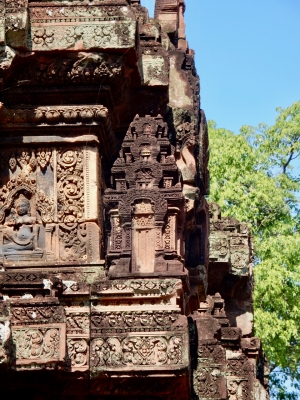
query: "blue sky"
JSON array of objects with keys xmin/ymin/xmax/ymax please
[{"xmin": 141, "ymin": 0, "xmax": 300, "ymax": 133}]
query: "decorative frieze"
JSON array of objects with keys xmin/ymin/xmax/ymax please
[
  {"xmin": 90, "ymin": 333, "xmax": 187, "ymax": 369},
  {"xmin": 91, "ymin": 310, "xmax": 182, "ymax": 333},
  {"xmin": 0, "ymin": 104, "xmax": 109, "ymax": 125},
  {"xmin": 92, "ymin": 278, "xmax": 182, "ymax": 299},
  {"xmin": 11, "ymin": 305, "xmax": 65, "ymax": 325}
]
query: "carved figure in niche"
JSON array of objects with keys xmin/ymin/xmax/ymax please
[{"xmin": 2, "ymin": 194, "xmax": 40, "ymax": 253}]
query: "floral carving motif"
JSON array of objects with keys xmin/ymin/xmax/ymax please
[
  {"xmin": 66, "ymin": 313, "xmax": 89, "ymax": 334},
  {"xmin": 133, "ymin": 214, "xmax": 154, "ymax": 227},
  {"xmin": 57, "ymin": 24, "xmax": 119, "ymax": 47},
  {"xmin": 175, "ymin": 122, "xmax": 197, "ymax": 150},
  {"xmin": 227, "ymin": 355, "xmax": 253, "ymax": 376},
  {"xmin": 67, "ymin": 338, "xmax": 88, "ymax": 368},
  {"xmin": 91, "ymin": 310, "xmax": 181, "ymax": 331},
  {"xmin": 90, "ymin": 335, "xmax": 183, "ymax": 367},
  {"xmin": 164, "ymin": 215, "xmax": 171, "ymax": 249},
  {"xmin": 93, "ymin": 25, "xmax": 113, "ymax": 45},
  {"xmin": 30, "ymin": 5, "xmax": 126, "ymax": 22},
  {"xmin": 221, "ymin": 327, "xmax": 241, "ymax": 341},
  {"xmin": 36, "ymin": 149, "xmax": 52, "ymax": 171},
  {"xmin": 231, "ymin": 251, "xmax": 249, "ymax": 269},
  {"xmin": 12, "ymin": 326, "xmax": 62, "ymax": 361},
  {"xmin": 57, "ymin": 148, "xmax": 84, "ymax": 224},
  {"xmin": 209, "ymin": 234, "xmax": 229, "ymax": 259},
  {"xmin": 66, "ymin": 26, "xmax": 84, "ymax": 44},
  {"xmin": 5, "ymin": 0, "xmax": 25, "ymax": 9},
  {"xmin": 11, "ymin": 306, "xmax": 64, "ymax": 324},
  {"xmin": 0, "ymin": 105, "xmax": 109, "ymax": 125},
  {"xmin": 16, "ymin": 54, "xmax": 123, "ymax": 85},
  {"xmin": 36, "ymin": 190, "xmax": 55, "ymax": 224},
  {"xmin": 197, "ymin": 344, "xmax": 225, "ymax": 363},
  {"xmin": 193, "ymin": 366, "xmax": 220, "ymax": 398},
  {"xmin": 32, "ymin": 28, "xmax": 54, "ymax": 46},
  {"xmin": 112, "ymin": 215, "xmax": 122, "ymax": 251},
  {"xmin": 59, "ymin": 223, "xmax": 87, "ymax": 261},
  {"xmin": 92, "ymin": 279, "xmax": 182, "ymax": 296},
  {"xmin": 16, "ymin": 149, "xmax": 36, "ymax": 172}
]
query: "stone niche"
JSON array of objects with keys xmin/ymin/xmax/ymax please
[{"xmin": 0, "ymin": 144, "xmax": 101, "ymax": 265}]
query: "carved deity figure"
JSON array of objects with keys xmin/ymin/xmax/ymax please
[{"xmin": 2, "ymin": 195, "xmax": 39, "ymax": 252}]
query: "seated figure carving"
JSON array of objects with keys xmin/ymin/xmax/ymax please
[{"xmin": 2, "ymin": 195, "xmax": 40, "ymax": 253}]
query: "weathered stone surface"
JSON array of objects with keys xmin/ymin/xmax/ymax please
[{"xmin": 0, "ymin": 0, "xmax": 268, "ymax": 398}]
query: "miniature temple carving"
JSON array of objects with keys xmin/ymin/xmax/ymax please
[
  {"xmin": 104, "ymin": 115, "xmax": 185, "ymax": 276},
  {"xmin": 0, "ymin": 0, "xmax": 269, "ymax": 399}
]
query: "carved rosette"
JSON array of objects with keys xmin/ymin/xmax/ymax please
[{"xmin": 30, "ymin": 22, "xmax": 136, "ymax": 51}]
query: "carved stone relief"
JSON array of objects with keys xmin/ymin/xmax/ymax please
[
  {"xmin": 66, "ymin": 338, "xmax": 89, "ymax": 371},
  {"xmin": 12, "ymin": 323, "xmax": 66, "ymax": 368},
  {"xmin": 0, "ymin": 104, "xmax": 109, "ymax": 125},
  {"xmin": 90, "ymin": 334, "xmax": 185, "ymax": 369},
  {"xmin": 104, "ymin": 115, "xmax": 185, "ymax": 275},
  {"xmin": 0, "ymin": 145, "xmax": 101, "ymax": 264},
  {"xmin": 11, "ymin": 305, "xmax": 65, "ymax": 325},
  {"xmin": 91, "ymin": 310, "xmax": 182, "ymax": 333},
  {"xmin": 30, "ymin": 22, "xmax": 136, "ymax": 51},
  {"xmin": 0, "ymin": 0, "xmax": 269, "ymax": 398}
]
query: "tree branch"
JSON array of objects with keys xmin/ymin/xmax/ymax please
[{"xmin": 283, "ymin": 149, "xmax": 294, "ymax": 174}]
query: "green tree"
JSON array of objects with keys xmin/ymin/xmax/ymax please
[{"xmin": 208, "ymin": 101, "xmax": 300, "ymax": 399}]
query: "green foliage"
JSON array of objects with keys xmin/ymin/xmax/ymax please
[{"xmin": 208, "ymin": 101, "xmax": 300, "ymax": 399}]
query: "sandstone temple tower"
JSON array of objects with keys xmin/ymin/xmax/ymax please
[{"xmin": 0, "ymin": 0, "xmax": 268, "ymax": 398}]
